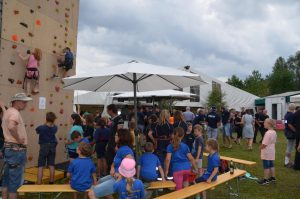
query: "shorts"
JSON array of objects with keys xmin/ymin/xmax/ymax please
[
  {"xmin": 262, "ymin": 160, "xmax": 274, "ymax": 169},
  {"xmin": 2, "ymin": 148, "xmax": 26, "ymax": 193},
  {"xmin": 38, "ymin": 143, "xmax": 57, "ymax": 167},
  {"xmin": 207, "ymin": 127, "xmax": 218, "ymax": 140},
  {"xmin": 286, "ymin": 139, "xmax": 296, "ymax": 154},
  {"xmin": 58, "ymin": 60, "xmax": 73, "ymax": 71},
  {"xmin": 95, "ymin": 143, "xmax": 106, "ymax": 159},
  {"xmin": 223, "ymin": 123, "xmax": 231, "ymax": 137},
  {"xmin": 68, "ymin": 149, "xmax": 78, "ymax": 159},
  {"xmin": 197, "ymin": 159, "xmax": 203, "ymax": 169}
]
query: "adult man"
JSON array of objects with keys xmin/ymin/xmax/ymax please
[
  {"xmin": 193, "ymin": 108, "xmax": 206, "ymax": 127},
  {"xmin": 2, "ymin": 93, "xmax": 32, "ymax": 199},
  {"xmin": 293, "ymin": 107, "xmax": 300, "ymax": 170},
  {"xmin": 258, "ymin": 109, "xmax": 269, "ymax": 143},
  {"xmin": 253, "ymin": 109, "xmax": 262, "ymax": 143},
  {"xmin": 183, "ymin": 106, "xmax": 195, "ymax": 123},
  {"xmin": 206, "ymin": 107, "xmax": 221, "ymax": 140},
  {"xmin": 106, "ymin": 104, "xmax": 123, "ymax": 168},
  {"xmin": 284, "ymin": 103, "xmax": 296, "ymax": 168},
  {"xmin": 221, "ymin": 107, "xmax": 231, "ymax": 148}
]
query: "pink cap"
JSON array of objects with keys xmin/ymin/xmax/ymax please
[{"xmin": 119, "ymin": 158, "xmax": 136, "ymax": 178}]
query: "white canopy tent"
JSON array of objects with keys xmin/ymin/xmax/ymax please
[
  {"xmin": 291, "ymin": 94, "xmax": 300, "ymax": 103},
  {"xmin": 113, "ymin": 90, "xmax": 195, "ymax": 99}
]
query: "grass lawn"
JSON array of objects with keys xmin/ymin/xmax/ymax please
[{"xmin": 19, "ymin": 131, "xmax": 300, "ymax": 199}]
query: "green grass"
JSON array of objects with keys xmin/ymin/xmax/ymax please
[{"xmin": 19, "ymin": 131, "xmax": 300, "ymax": 199}]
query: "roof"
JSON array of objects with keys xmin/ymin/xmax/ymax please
[{"xmin": 266, "ymin": 91, "xmax": 300, "ymax": 98}]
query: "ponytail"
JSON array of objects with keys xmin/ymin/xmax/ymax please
[
  {"xmin": 172, "ymin": 127, "xmax": 184, "ymax": 151},
  {"xmin": 126, "ymin": 177, "xmax": 134, "ymax": 195}
]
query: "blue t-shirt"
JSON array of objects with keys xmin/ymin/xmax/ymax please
[
  {"xmin": 113, "ymin": 178, "xmax": 145, "ymax": 199},
  {"xmin": 192, "ymin": 135, "xmax": 204, "ymax": 159},
  {"xmin": 167, "ymin": 142, "xmax": 191, "ymax": 173},
  {"xmin": 114, "ymin": 146, "xmax": 134, "ymax": 173},
  {"xmin": 67, "ymin": 125, "xmax": 83, "ymax": 150},
  {"xmin": 68, "ymin": 157, "xmax": 96, "ymax": 192},
  {"xmin": 138, "ymin": 152, "xmax": 161, "ymax": 181},
  {"xmin": 80, "ymin": 137, "xmax": 90, "ymax": 144},
  {"xmin": 36, "ymin": 124, "xmax": 58, "ymax": 144},
  {"xmin": 206, "ymin": 111, "xmax": 220, "ymax": 129},
  {"xmin": 202, "ymin": 152, "xmax": 220, "ymax": 180},
  {"xmin": 94, "ymin": 127, "xmax": 111, "ymax": 143}
]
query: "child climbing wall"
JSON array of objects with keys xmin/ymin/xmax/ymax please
[{"xmin": 0, "ymin": 0, "xmax": 79, "ymax": 167}]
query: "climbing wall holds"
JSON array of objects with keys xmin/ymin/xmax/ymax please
[
  {"xmin": 10, "ymin": 61, "xmax": 15, "ymax": 65},
  {"xmin": 60, "ymin": 102, "xmax": 63, "ymax": 106},
  {"xmin": 30, "ymin": 9, "xmax": 34, "ymax": 14},
  {"xmin": 53, "ymin": 43, "xmax": 57, "ymax": 47},
  {"xmin": 50, "ymin": 93, "xmax": 54, "ymax": 97},
  {"xmin": 65, "ymin": 95, "xmax": 69, "ymax": 99},
  {"xmin": 59, "ymin": 108, "xmax": 64, "ymax": 114},
  {"xmin": 54, "ymin": 36, "xmax": 57, "ymax": 39},
  {"xmin": 12, "ymin": 44, "xmax": 17, "ymax": 49},
  {"xmin": 8, "ymin": 78, "xmax": 14, "ymax": 84},
  {"xmin": 65, "ymin": 8, "xmax": 70, "ymax": 12},
  {"xmin": 49, "ymin": 101, "xmax": 53, "ymax": 104},
  {"xmin": 20, "ymin": 22, "xmax": 28, "ymax": 28},
  {"xmin": 28, "ymin": 155, "xmax": 33, "ymax": 162},
  {"xmin": 30, "ymin": 124, "xmax": 34, "ymax": 127},
  {"xmin": 65, "ymin": 19, "xmax": 69, "ymax": 24},
  {"xmin": 58, "ymin": 44, "xmax": 61, "ymax": 48},
  {"xmin": 35, "ymin": 20, "xmax": 41, "ymax": 27},
  {"xmin": 28, "ymin": 32, "xmax": 34, "ymax": 37},
  {"xmin": 21, "ymin": 39, "xmax": 25, "ymax": 43},
  {"xmin": 11, "ymin": 35, "xmax": 19, "ymax": 42},
  {"xmin": 59, "ymin": 123, "xmax": 63, "ymax": 126},
  {"xmin": 16, "ymin": 80, "xmax": 22, "ymax": 85},
  {"xmin": 65, "ymin": 27, "xmax": 68, "ymax": 32},
  {"xmin": 30, "ymin": 107, "xmax": 35, "ymax": 112},
  {"xmin": 65, "ymin": 13, "xmax": 69, "ymax": 18},
  {"xmin": 52, "ymin": 50, "xmax": 56, "ymax": 54},
  {"xmin": 64, "ymin": 33, "xmax": 68, "ymax": 37},
  {"xmin": 13, "ymin": 10, "xmax": 19, "ymax": 15},
  {"xmin": 37, "ymin": 5, "xmax": 41, "ymax": 9},
  {"xmin": 52, "ymin": 64, "xmax": 56, "ymax": 69},
  {"xmin": 55, "ymin": 0, "xmax": 59, "ymax": 5},
  {"xmin": 55, "ymin": 85, "xmax": 60, "ymax": 92},
  {"xmin": 55, "ymin": 8, "xmax": 59, "ymax": 13},
  {"xmin": 64, "ymin": 124, "xmax": 68, "ymax": 127},
  {"xmin": 64, "ymin": 40, "xmax": 67, "ymax": 44},
  {"xmin": 59, "ymin": 137, "xmax": 62, "ymax": 141}
]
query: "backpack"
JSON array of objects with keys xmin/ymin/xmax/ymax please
[{"xmin": 219, "ymin": 160, "xmax": 229, "ymax": 173}]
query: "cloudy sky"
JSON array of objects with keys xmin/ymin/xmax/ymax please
[{"xmin": 76, "ymin": 0, "xmax": 300, "ymax": 81}]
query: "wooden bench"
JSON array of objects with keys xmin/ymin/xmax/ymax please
[
  {"xmin": 24, "ymin": 167, "xmax": 65, "ymax": 184},
  {"xmin": 147, "ymin": 181, "xmax": 176, "ymax": 190},
  {"xmin": 203, "ymin": 153, "xmax": 256, "ymax": 167},
  {"xmin": 155, "ymin": 169, "xmax": 246, "ymax": 199},
  {"xmin": 18, "ymin": 185, "xmax": 89, "ymax": 199}
]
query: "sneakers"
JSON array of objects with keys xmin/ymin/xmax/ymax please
[
  {"xmin": 268, "ymin": 177, "xmax": 276, "ymax": 183},
  {"xmin": 257, "ymin": 179, "xmax": 269, "ymax": 185}
]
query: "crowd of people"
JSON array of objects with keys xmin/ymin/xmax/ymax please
[{"xmin": 1, "ymin": 94, "xmax": 300, "ymax": 199}]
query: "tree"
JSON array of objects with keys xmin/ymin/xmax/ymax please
[
  {"xmin": 227, "ymin": 75, "xmax": 244, "ymax": 89},
  {"xmin": 206, "ymin": 87, "xmax": 226, "ymax": 110},
  {"xmin": 268, "ymin": 57, "xmax": 296, "ymax": 95},
  {"xmin": 286, "ymin": 51, "xmax": 300, "ymax": 90},
  {"xmin": 243, "ymin": 70, "xmax": 269, "ymax": 97}
]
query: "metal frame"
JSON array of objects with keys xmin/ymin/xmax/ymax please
[{"xmin": 227, "ymin": 177, "xmax": 241, "ymax": 199}]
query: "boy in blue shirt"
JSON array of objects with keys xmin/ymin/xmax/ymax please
[
  {"xmin": 195, "ymin": 139, "xmax": 220, "ymax": 199},
  {"xmin": 36, "ymin": 112, "xmax": 58, "ymax": 185},
  {"xmin": 137, "ymin": 142, "xmax": 166, "ymax": 182},
  {"xmin": 71, "ymin": 131, "xmax": 90, "ymax": 144},
  {"xmin": 67, "ymin": 142, "xmax": 96, "ymax": 197}
]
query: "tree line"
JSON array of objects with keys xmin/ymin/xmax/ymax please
[{"xmin": 226, "ymin": 51, "xmax": 300, "ymax": 97}]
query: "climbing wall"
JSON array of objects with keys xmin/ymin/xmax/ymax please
[{"xmin": 0, "ymin": 0, "xmax": 79, "ymax": 167}]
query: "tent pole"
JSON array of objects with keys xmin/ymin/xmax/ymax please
[{"xmin": 133, "ymin": 73, "xmax": 139, "ymax": 159}]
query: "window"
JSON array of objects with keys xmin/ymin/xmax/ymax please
[{"xmin": 190, "ymin": 85, "xmax": 200, "ymax": 102}]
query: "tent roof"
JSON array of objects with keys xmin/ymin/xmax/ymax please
[
  {"xmin": 113, "ymin": 90, "xmax": 195, "ymax": 99},
  {"xmin": 266, "ymin": 91, "xmax": 300, "ymax": 98},
  {"xmin": 290, "ymin": 94, "xmax": 300, "ymax": 102},
  {"xmin": 74, "ymin": 92, "xmax": 110, "ymax": 105}
]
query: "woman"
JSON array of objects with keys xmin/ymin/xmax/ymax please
[
  {"xmin": 82, "ymin": 114, "xmax": 95, "ymax": 142},
  {"xmin": 88, "ymin": 129, "xmax": 134, "ymax": 199},
  {"xmin": 173, "ymin": 110, "xmax": 188, "ymax": 133},
  {"xmin": 242, "ymin": 109, "xmax": 255, "ymax": 150},
  {"xmin": 65, "ymin": 114, "xmax": 83, "ymax": 161},
  {"xmin": 145, "ymin": 114, "xmax": 158, "ymax": 145},
  {"xmin": 18, "ymin": 48, "xmax": 42, "ymax": 96},
  {"xmin": 154, "ymin": 109, "xmax": 174, "ymax": 167}
]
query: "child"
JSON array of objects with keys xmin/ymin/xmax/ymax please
[
  {"xmin": 258, "ymin": 119, "xmax": 277, "ymax": 185},
  {"xmin": 36, "ymin": 112, "xmax": 58, "ymax": 184},
  {"xmin": 195, "ymin": 139, "xmax": 220, "ymax": 199},
  {"xmin": 192, "ymin": 125, "xmax": 205, "ymax": 175},
  {"xmin": 183, "ymin": 123, "xmax": 195, "ymax": 152},
  {"xmin": 94, "ymin": 118, "xmax": 110, "ymax": 177},
  {"xmin": 68, "ymin": 142, "xmax": 97, "ymax": 198},
  {"xmin": 18, "ymin": 48, "xmax": 42, "ymax": 96},
  {"xmin": 114, "ymin": 158, "xmax": 145, "ymax": 199},
  {"xmin": 71, "ymin": 131, "xmax": 90, "ymax": 144},
  {"xmin": 165, "ymin": 127, "xmax": 197, "ymax": 190},
  {"xmin": 52, "ymin": 47, "xmax": 74, "ymax": 79}
]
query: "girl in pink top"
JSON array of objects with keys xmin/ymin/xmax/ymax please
[
  {"xmin": 18, "ymin": 48, "xmax": 42, "ymax": 96},
  {"xmin": 258, "ymin": 119, "xmax": 277, "ymax": 185}
]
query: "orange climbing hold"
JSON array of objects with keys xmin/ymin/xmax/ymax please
[
  {"xmin": 11, "ymin": 34, "xmax": 19, "ymax": 42},
  {"xmin": 30, "ymin": 107, "xmax": 35, "ymax": 112},
  {"xmin": 59, "ymin": 108, "xmax": 64, "ymax": 114},
  {"xmin": 16, "ymin": 80, "xmax": 22, "ymax": 85},
  {"xmin": 55, "ymin": 86, "xmax": 60, "ymax": 92},
  {"xmin": 12, "ymin": 44, "xmax": 17, "ymax": 49},
  {"xmin": 28, "ymin": 32, "xmax": 34, "ymax": 37},
  {"xmin": 13, "ymin": 10, "xmax": 19, "ymax": 15},
  {"xmin": 28, "ymin": 155, "xmax": 33, "ymax": 162},
  {"xmin": 35, "ymin": 19, "xmax": 41, "ymax": 26}
]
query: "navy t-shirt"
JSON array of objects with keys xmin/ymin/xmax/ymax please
[
  {"xmin": 114, "ymin": 146, "xmax": 134, "ymax": 173},
  {"xmin": 36, "ymin": 124, "xmax": 58, "ymax": 144},
  {"xmin": 173, "ymin": 121, "xmax": 188, "ymax": 133},
  {"xmin": 192, "ymin": 136, "xmax": 204, "ymax": 159},
  {"xmin": 83, "ymin": 125, "xmax": 94, "ymax": 142},
  {"xmin": 221, "ymin": 110, "xmax": 230, "ymax": 125},
  {"xmin": 202, "ymin": 152, "xmax": 220, "ymax": 180},
  {"xmin": 138, "ymin": 152, "xmax": 161, "ymax": 181},
  {"xmin": 284, "ymin": 112, "xmax": 295, "ymax": 139},
  {"xmin": 206, "ymin": 112, "xmax": 220, "ymax": 129},
  {"xmin": 193, "ymin": 114, "xmax": 206, "ymax": 126},
  {"xmin": 183, "ymin": 133, "xmax": 195, "ymax": 152},
  {"xmin": 94, "ymin": 127, "xmax": 111, "ymax": 143},
  {"xmin": 68, "ymin": 157, "xmax": 96, "ymax": 192},
  {"xmin": 167, "ymin": 142, "xmax": 191, "ymax": 173},
  {"xmin": 113, "ymin": 178, "xmax": 145, "ymax": 199}
]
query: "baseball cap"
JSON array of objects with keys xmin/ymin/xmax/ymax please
[{"xmin": 11, "ymin": 93, "xmax": 32, "ymax": 102}]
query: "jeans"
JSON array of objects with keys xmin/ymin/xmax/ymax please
[
  {"xmin": 223, "ymin": 123, "xmax": 231, "ymax": 137},
  {"xmin": 207, "ymin": 127, "xmax": 218, "ymax": 140},
  {"xmin": 2, "ymin": 148, "xmax": 26, "ymax": 193},
  {"xmin": 92, "ymin": 175, "xmax": 116, "ymax": 197}
]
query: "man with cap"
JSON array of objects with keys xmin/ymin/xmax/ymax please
[
  {"xmin": 1, "ymin": 93, "xmax": 32, "ymax": 199},
  {"xmin": 206, "ymin": 106, "xmax": 221, "ymax": 140}
]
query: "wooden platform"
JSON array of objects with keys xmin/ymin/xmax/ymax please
[{"xmin": 24, "ymin": 167, "xmax": 65, "ymax": 184}]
